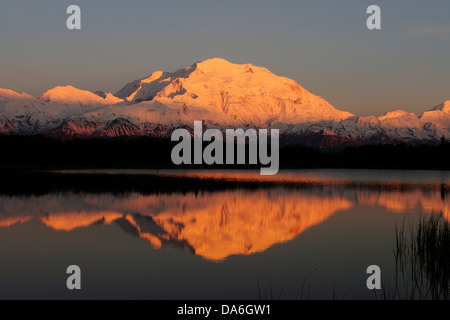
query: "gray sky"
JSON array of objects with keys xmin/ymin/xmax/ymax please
[{"xmin": 0, "ymin": 0, "xmax": 449, "ymax": 116}]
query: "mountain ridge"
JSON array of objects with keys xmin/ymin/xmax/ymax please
[{"xmin": 0, "ymin": 58, "xmax": 449, "ymax": 148}]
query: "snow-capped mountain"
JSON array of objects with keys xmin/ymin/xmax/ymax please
[
  {"xmin": 0, "ymin": 58, "xmax": 448, "ymax": 148},
  {"xmin": 113, "ymin": 58, "xmax": 354, "ymax": 125}
]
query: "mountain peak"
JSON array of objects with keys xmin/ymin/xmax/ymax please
[
  {"xmin": 196, "ymin": 57, "xmax": 252, "ymax": 69},
  {"xmin": 115, "ymin": 58, "xmax": 273, "ymax": 102},
  {"xmin": 378, "ymin": 110, "xmax": 415, "ymax": 120},
  {"xmin": 38, "ymin": 85, "xmax": 122, "ymax": 105},
  {"xmin": 0, "ymin": 88, "xmax": 36, "ymax": 100},
  {"xmin": 193, "ymin": 58, "xmax": 271, "ymax": 77},
  {"xmin": 141, "ymin": 70, "xmax": 166, "ymax": 83},
  {"xmin": 198, "ymin": 57, "xmax": 231, "ymax": 64},
  {"xmin": 429, "ymin": 100, "xmax": 450, "ymax": 114},
  {"xmin": 38, "ymin": 85, "xmax": 94, "ymax": 102}
]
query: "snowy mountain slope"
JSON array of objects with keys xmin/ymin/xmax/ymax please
[
  {"xmin": 0, "ymin": 88, "xmax": 68, "ymax": 134},
  {"xmin": 419, "ymin": 101, "xmax": 450, "ymax": 131}
]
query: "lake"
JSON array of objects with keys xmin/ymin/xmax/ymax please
[{"xmin": 0, "ymin": 169, "xmax": 449, "ymax": 299}]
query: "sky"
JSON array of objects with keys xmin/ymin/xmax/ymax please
[{"xmin": 0, "ymin": 0, "xmax": 449, "ymax": 116}]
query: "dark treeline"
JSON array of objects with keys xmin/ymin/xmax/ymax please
[{"xmin": 1, "ymin": 135, "xmax": 450, "ymax": 170}]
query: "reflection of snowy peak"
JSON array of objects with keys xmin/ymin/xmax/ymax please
[
  {"xmin": 0, "ymin": 58, "xmax": 449, "ymax": 148},
  {"xmin": 1, "ymin": 185, "xmax": 449, "ymax": 261}
]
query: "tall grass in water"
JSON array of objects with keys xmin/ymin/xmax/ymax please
[{"xmin": 392, "ymin": 213, "xmax": 450, "ymax": 299}]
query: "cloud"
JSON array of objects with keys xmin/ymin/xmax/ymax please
[{"xmin": 407, "ymin": 26, "xmax": 450, "ymax": 40}]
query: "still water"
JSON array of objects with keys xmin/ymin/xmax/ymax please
[{"xmin": 0, "ymin": 169, "xmax": 449, "ymax": 299}]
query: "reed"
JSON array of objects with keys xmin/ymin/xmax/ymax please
[{"xmin": 392, "ymin": 213, "xmax": 450, "ymax": 300}]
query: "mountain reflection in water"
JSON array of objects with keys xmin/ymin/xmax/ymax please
[{"xmin": 1, "ymin": 181, "xmax": 449, "ymax": 261}]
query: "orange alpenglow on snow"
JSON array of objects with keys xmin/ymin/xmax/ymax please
[
  {"xmin": 114, "ymin": 57, "xmax": 355, "ymax": 125},
  {"xmin": 38, "ymin": 85, "xmax": 123, "ymax": 106},
  {"xmin": 147, "ymin": 191, "xmax": 352, "ymax": 261}
]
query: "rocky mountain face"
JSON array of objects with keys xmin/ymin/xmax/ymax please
[{"xmin": 0, "ymin": 58, "xmax": 448, "ymax": 148}]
